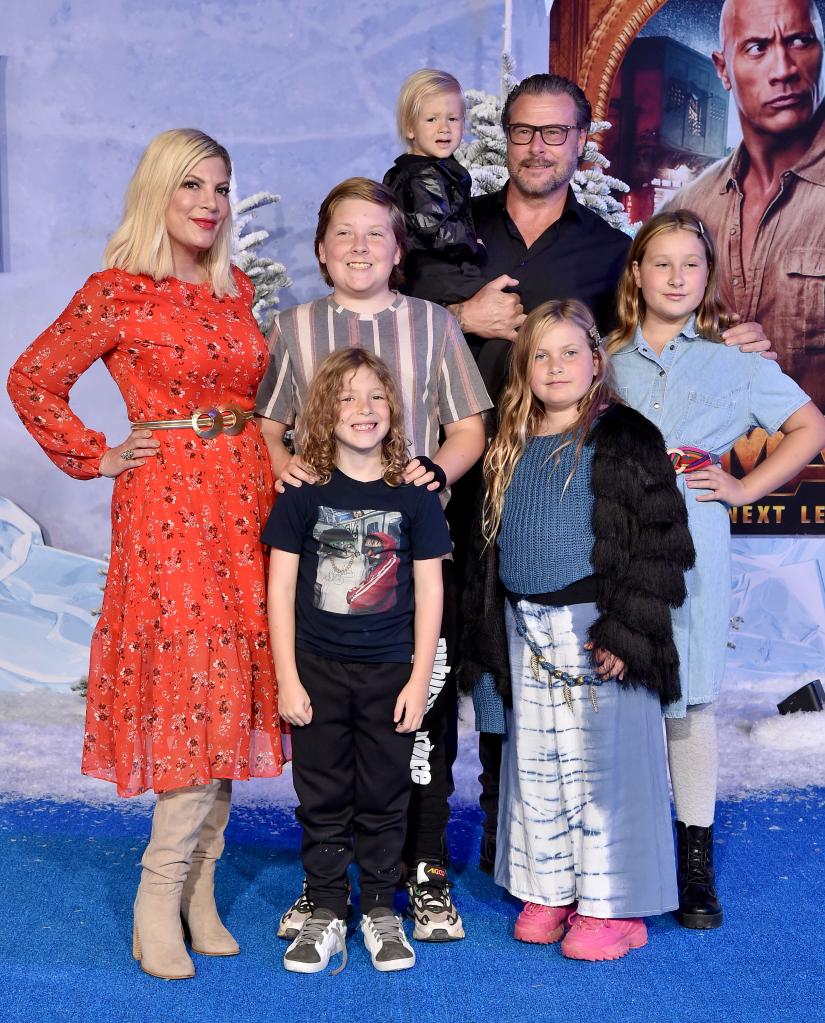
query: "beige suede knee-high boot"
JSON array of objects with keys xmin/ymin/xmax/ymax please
[
  {"xmin": 180, "ymin": 779, "xmax": 240, "ymax": 956},
  {"xmin": 132, "ymin": 781, "xmax": 220, "ymax": 980}
]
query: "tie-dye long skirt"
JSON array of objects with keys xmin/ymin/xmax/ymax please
[{"xmin": 495, "ymin": 599, "xmax": 678, "ymax": 919}]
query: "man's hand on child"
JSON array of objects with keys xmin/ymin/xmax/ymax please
[
  {"xmin": 403, "ymin": 455, "xmax": 447, "ymax": 492},
  {"xmin": 585, "ymin": 643, "xmax": 626, "ymax": 680},
  {"xmin": 278, "ymin": 679, "xmax": 313, "ymax": 726},
  {"xmin": 721, "ymin": 316, "xmax": 777, "ymax": 360},
  {"xmin": 394, "ymin": 678, "xmax": 428, "ymax": 733},
  {"xmin": 275, "ymin": 455, "xmax": 319, "ymax": 493},
  {"xmin": 686, "ymin": 464, "xmax": 748, "ymax": 506}
]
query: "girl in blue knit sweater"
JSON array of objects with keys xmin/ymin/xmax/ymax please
[{"xmin": 470, "ymin": 298, "xmax": 695, "ymax": 961}]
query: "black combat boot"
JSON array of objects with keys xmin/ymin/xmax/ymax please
[{"xmin": 675, "ymin": 821, "xmax": 723, "ymax": 929}]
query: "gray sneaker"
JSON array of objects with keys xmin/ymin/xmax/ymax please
[
  {"xmin": 283, "ymin": 908, "xmax": 347, "ymax": 974},
  {"xmin": 406, "ymin": 862, "xmax": 465, "ymax": 941},
  {"xmin": 360, "ymin": 907, "xmax": 416, "ymax": 972}
]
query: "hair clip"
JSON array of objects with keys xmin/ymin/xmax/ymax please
[{"xmin": 588, "ymin": 325, "xmax": 601, "ymax": 349}]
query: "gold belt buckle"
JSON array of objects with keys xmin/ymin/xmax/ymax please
[
  {"xmin": 190, "ymin": 404, "xmax": 246, "ymax": 438},
  {"xmin": 218, "ymin": 403, "xmax": 246, "ymax": 436},
  {"xmin": 191, "ymin": 407, "xmax": 223, "ymax": 438}
]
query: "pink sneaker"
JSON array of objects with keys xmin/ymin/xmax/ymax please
[
  {"xmin": 561, "ymin": 913, "xmax": 647, "ymax": 961},
  {"xmin": 514, "ymin": 902, "xmax": 576, "ymax": 944}
]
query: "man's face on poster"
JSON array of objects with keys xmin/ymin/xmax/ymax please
[{"xmin": 712, "ymin": 0, "xmax": 825, "ymax": 137}]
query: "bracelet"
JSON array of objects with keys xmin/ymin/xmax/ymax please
[
  {"xmin": 411, "ymin": 454, "xmax": 448, "ymax": 493},
  {"xmin": 454, "ymin": 302, "xmax": 466, "ymax": 332}
]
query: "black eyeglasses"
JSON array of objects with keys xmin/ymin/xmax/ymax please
[{"xmin": 504, "ymin": 123, "xmax": 581, "ymax": 146}]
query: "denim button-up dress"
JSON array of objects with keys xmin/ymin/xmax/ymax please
[{"xmin": 612, "ymin": 318, "xmax": 808, "ymax": 716}]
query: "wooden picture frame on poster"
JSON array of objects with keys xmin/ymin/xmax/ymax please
[{"xmin": 549, "ymin": 0, "xmax": 669, "ymax": 121}]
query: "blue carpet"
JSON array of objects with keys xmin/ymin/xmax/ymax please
[{"xmin": 1, "ymin": 792, "xmax": 823, "ymax": 1023}]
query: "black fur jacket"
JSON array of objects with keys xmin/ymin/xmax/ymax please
[{"xmin": 458, "ymin": 402, "xmax": 696, "ymax": 706}]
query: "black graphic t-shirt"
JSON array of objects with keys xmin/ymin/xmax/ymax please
[{"xmin": 262, "ymin": 469, "xmax": 452, "ymax": 663}]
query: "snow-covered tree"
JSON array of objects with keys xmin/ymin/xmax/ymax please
[
  {"xmin": 572, "ymin": 120, "xmax": 637, "ymax": 233},
  {"xmin": 455, "ymin": 53, "xmax": 514, "ymax": 196},
  {"xmin": 231, "ymin": 191, "xmax": 292, "ymax": 334}
]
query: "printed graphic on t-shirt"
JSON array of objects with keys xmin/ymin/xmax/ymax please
[{"xmin": 312, "ymin": 507, "xmax": 402, "ymax": 615}]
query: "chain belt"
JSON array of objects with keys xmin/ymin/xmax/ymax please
[{"xmin": 130, "ymin": 404, "xmax": 254, "ymax": 439}]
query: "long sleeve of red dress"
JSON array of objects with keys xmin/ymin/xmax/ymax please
[{"xmin": 6, "ymin": 274, "xmax": 124, "ymax": 478}]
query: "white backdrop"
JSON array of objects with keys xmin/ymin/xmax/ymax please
[{"xmin": 0, "ymin": 0, "xmax": 549, "ymax": 556}]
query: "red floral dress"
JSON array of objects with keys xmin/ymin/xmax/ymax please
[{"xmin": 7, "ymin": 266, "xmax": 283, "ymax": 796}]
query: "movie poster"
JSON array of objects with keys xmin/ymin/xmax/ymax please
[{"xmin": 599, "ymin": 0, "xmax": 825, "ymax": 534}]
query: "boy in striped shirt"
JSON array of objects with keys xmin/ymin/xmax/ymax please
[{"xmin": 256, "ymin": 177, "xmax": 491, "ymax": 943}]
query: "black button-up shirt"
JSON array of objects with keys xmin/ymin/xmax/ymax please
[{"xmin": 468, "ymin": 185, "xmax": 631, "ymax": 398}]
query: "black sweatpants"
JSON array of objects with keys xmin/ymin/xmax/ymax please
[
  {"xmin": 402, "ymin": 559, "xmax": 458, "ymax": 868},
  {"xmin": 291, "ymin": 650, "xmax": 415, "ymax": 918}
]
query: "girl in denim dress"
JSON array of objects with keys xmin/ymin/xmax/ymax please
[{"xmin": 608, "ymin": 210, "xmax": 825, "ymax": 930}]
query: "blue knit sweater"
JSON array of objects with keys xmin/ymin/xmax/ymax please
[{"xmin": 498, "ymin": 434, "xmax": 595, "ymax": 595}]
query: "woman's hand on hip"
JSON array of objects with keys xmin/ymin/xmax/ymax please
[{"xmin": 98, "ymin": 430, "xmax": 160, "ymax": 478}]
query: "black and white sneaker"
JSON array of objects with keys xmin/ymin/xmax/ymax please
[
  {"xmin": 406, "ymin": 862, "xmax": 465, "ymax": 941},
  {"xmin": 278, "ymin": 879, "xmax": 353, "ymax": 940},
  {"xmin": 360, "ymin": 907, "xmax": 416, "ymax": 972},
  {"xmin": 283, "ymin": 908, "xmax": 347, "ymax": 974},
  {"xmin": 277, "ymin": 879, "xmax": 314, "ymax": 940}
]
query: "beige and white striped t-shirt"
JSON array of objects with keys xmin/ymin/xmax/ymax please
[{"xmin": 255, "ymin": 294, "xmax": 492, "ymax": 462}]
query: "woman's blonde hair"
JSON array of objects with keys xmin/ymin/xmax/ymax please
[
  {"xmin": 103, "ymin": 128, "xmax": 237, "ymax": 298},
  {"xmin": 396, "ymin": 68, "xmax": 464, "ymax": 150},
  {"xmin": 606, "ymin": 209, "xmax": 732, "ymax": 354},
  {"xmin": 296, "ymin": 348, "xmax": 409, "ymax": 486},
  {"xmin": 482, "ymin": 299, "xmax": 617, "ymax": 544}
]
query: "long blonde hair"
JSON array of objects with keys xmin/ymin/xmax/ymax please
[
  {"xmin": 606, "ymin": 209, "xmax": 732, "ymax": 354},
  {"xmin": 103, "ymin": 128, "xmax": 237, "ymax": 298},
  {"xmin": 482, "ymin": 299, "xmax": 617, "ymax": 544},
  {"xmin": 296, "ymin": 349, "xmax": 409, "ymax": 487}
]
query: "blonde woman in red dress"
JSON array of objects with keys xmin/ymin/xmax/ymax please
[{"xmin": 6, "ymin": 129, "xmax": 283, "ymax": 980}]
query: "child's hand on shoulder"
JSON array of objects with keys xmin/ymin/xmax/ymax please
[
  {"xmin": 394, "ymin": 675, "xmax": 429, "ymax": 733},
  {"xmin": 685, "ymin": 465, "xmax": 747, "ymax": 506},
  {"xmin": 584, "ymin": 643, "xmax": 626, "ymax": 681},
  {"xmin": 278, "ymin": 677, "xmax": 313, "ymax": 726},
  {"xmin": 403, "ymin": 455, "xmax": 447, "ymax": 492}
]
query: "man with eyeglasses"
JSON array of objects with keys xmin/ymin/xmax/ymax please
[
  {"xmin": 449, "ymin": 73, "xmax": 631, "ymax": 404},
  {"xmin": 446, "ymin": 75, "xmax": 631, "ymax": 881}
]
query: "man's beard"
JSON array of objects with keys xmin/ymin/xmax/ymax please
[{"xmin": 508, "ymin": 150, "xmax": 578, "ymax": 198}]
